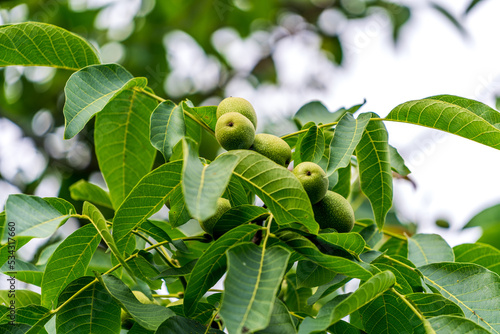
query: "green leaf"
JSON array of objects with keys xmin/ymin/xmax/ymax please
[
  {"xmin": 63, "ymin": 63, "xmax": 147, "ymax": 139},
  {"xmin": 293, "ymin": 101, "xmax": 347, "ymax": 128},
  {"xmin": 0, "ymin": 324, "xmax": 31, "ymax": 333},
  {"xmin": 224, "ymin": 176, "xmax": 251, "ymax": 207},
  {"xmin": 463, "ymin": 203, "xmax": 500, "ymax": 230},
  {"xmin": 386, "ymin": 95, "xmax": 500, "ymax": 151},
  {"xmin": 100, "ymin": 274, "xmax": 175, "ymax": 331},
  {"xmin": 182, "ymin": 101, "xmax": 218, "ymax": 131},
  {"xmin": 380, "ymin": 236, "xmax": 408, "ymax": 258},
  {"xmin": 230, "ymin": 150, "xmax": 318, "ymax": 233},
  {"xmin": 296, "ymin": 260, "xmax": 336, "ymax": 288},
  {"xmin": 112, "ymin": 161, "xmax": 182, "ymax": 253},
  {"xmin": 406, "ymin": 293, "xmax": 464, "ymax": 318},
  {"xmin": 431, "ymin": 3, "xmax": 467, "ymax": 36},
  {"xmin": 0, "ymin": 290, "xmax": 41, "ymax": 308},
  {"xmin": 327, "ymin": 320, "xmax": 362, "ymax": 334},
  {"xmin": 128, "ymin": 254, "xmax": 161, "ymax": 289},
  {"xmin": 359, "ymin": 290, "xmax": 420, "ymax": 334},
  {"xmin": 276, "ymin": 231, "xmax": 374, "ymax": 280},
  {"xmin": 184, "ymin": 224, "xmax": 261, "ymax": 316},
  {"xmin": 212, "ymin": 205, "xmax": 269, "ymax": 239},
  {"xmin": 95, "ymin": 86, "xmax": 157, "ymax": 209},
  {"xmin": 220, "ymin": 243, "xmax": 290, "ymax": 334},
  {"xmin": 307, "ymin": 275, "xmax": 351, "ymax": 306},
  {"xmin": 167, "ymin": 186, "xmax": 191, "ymax": 228},
  {"xmin": 373, "ymin": 263, "xmax": 412, "ymax": 295},
  {"xmin": 283, "ymin": 273, "xmax": 314, "ymax": 315},
  {"xmin": 69, "ymin": 180, "xmax": 113, "ymax": 209},
  {"xmin": 154, "ymin": 260, "xmax": 197, "ymax": 279},
  {"xmin": 420, "ymin": 262, "xmax": 500, "ymax": 333},
  {"xmin": 155, "ymin": 316, "xmax": 224, "ymax": 334},
  {"xmin": 465, "ymin": 0, "xmax": 484, "ymax": 15},
  {"xmin": 373, "ymin": 254, "xmax": 423, "ymax": 292},
  {"xmin": 326, "ymin": 113, "xmax": 371, "ymax": 176},
  {"xmin": 3, "ymin": 195, "xmax": 73, "ymax": 242},
  {"xmin": 83, "ymin": 202, "xmax": 134, "ymax": 277},
  {"xmin": 389, "ymin": 145, "xmax": 411, "ymax": 176},
  {"xmin": 182, "ymin": 140, "xmax": 239, "ymax": 222},
  {"xmin": 255, "ymin": 299, "xmax": 297, "ymax": 334},
  {"xmin": 355, "ymin": 115, "xmax": 393, "ymax": 230},
  {"xmin": 408, "ymin": 234, "xmax": 454, "ymax": 267},
  {"xmin": 0, "ymin": 305, "xmax": 50, "ymax": 332},
  {"xmin": 150, "ymin": 101, "xmax": 185, "ymax": 161},
  {"xmin": 299, "ymin": 125, "xmax": 325, "ymax": 164},
  {"xmin": 427, "ymin": 315, "xmax": 492, "ymax": 334},
  {"xmin": 454, "ymin": 243, "xmax": 500, "ymax": 276},
  {"xmin": 297, "ymin": 271, "xmax": 396, "ymax": 334},
  {"xmin": 330, "ymin": 164, "xmax": 351, "ymax": 198},
  {"xmin": 316, "ymin": 232, "xmax": 366, "ymax": 255},
  {"xmin": 1, "ymin": 260, "xmax": 42, "ymax": 286},
  {"xmin": 56, "ymin": 276, "xmax": 121, "ymax": 334},
  {"xmin": 0, "ymin": 22, "xmax": 100, "ymax": 70}
]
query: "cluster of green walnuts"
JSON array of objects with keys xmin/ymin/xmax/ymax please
[{"xmin": 201, "ymin": 97, "xmax": 355, "ymax": 235}]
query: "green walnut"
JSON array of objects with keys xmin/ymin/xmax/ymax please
[
  {"xmin": 216, "ymin": 96, "xmax": 257, "ymax": 129},
  {"xmin": 251, "ymin": 133, "xmax": 292, "ymax": 166},
  {"xmin": 200, "ymin": 198, "xmax": 231, "ymax": 234},
  {"xmin": 313, "ymin": 191, "xmax": 355, "ymax": 233},
  {"xmin": 293, "ymin": 161, "xmax": 329, "ymax": 204},
  {"xmin": 215, "ymin": 112, "xmax": 255, "ymax": 150}
]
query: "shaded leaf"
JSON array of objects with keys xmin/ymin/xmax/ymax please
[
  {"xmin": 182, "ymin": 101, "xmax": 218, "ymax": 131},
  {"xmin": 255, "ymin": 299, "xmax": 297, "ymax": 334},
  {"xmin": 155, "ymin": 315, "xmax": 224, "ymax": 334},
  {"xmin": 389, "ymin": 145, "xmax": 411, "ymax": 176},
  {"xmin": 212, "ymin": 205, "xmax": 269, "ymax": 239},
  {"xmin": 406, "ymin": 293, "xmax": 464, "ymax": 318},
  {"xmin": 0, "ymin": 22, "xmax": 99, "ymax": 69},
  {"xmin": 296, "ymin": 260, "xmax": 336, "ymax": 288},
  {"xmin": 100, "ymin": 274, "xmax": 175, "ymax": 331},
  {"xmin": 299, "ymin": 125, "xmax": 325, "ymax": 164},
  {"xmin": 167, "ymin": 186, "xmax": 191, "ymax": 228},
  {"xmin": 56, "ymin": 276, "xmax": 121, "ymax": 334},
  {"xmin": 298, "ymin": 271, "xmax": 396, "ymax": 334},
  {"xmin": 293, "ymin": 101, "xmax": 347, "ymax": 128},
  {"xmin": 184, "ymin": 224, "xmax": 261, "ymax": 316}
]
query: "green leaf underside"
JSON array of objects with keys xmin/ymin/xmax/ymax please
[
  {"xmin": 386, "ymin": 94, "xmax": 500, "ymax": 150},
  {"xmin": 150, "ymin": 101, "xmax": 185, "ymax": 161},
  {"xmin": 56, "ymin": 276, "xmax": 121, "ymax": 334},
  {"xmin": 83, "ymin": 202, "xmax": 134, "ymax": 277},
  {"xmin": 0, "ymin": 22, "xmax": 100, "ymax": 69},
  {"xmin": 182, "ymin": 140, "xmax": 239, "ymax": 222},
  {"xmin": 408, "ymin": 233, "xmax": 454, "ymax": 267},
  {"xmin": 277, "ymin": 231, "xmax": 373, "ymax": 280},
  {"xmin": 4, "ymin": 195, "xmax": 72, "ymax": 242},
  {"xmin": 293, "ymin": 101, "xmax": 345, "ymax": 128},
  {"xmin": 167, "ymin": 186, "xmax": 191, "ymax": 228},
  {"xmin": 212, "ymin": 205, "xmax": 269, "ymax": 239},
  {"xmin": 327, "ymin": 113, "xmax": 371, "ymax": 176},
  {"xmin": 389, "ymin": 145, "xmax": 411, "ymax": 176},
  {"xmin": 220, "ymin": 243, "xmax": 291, "ymax": 334},
  {"xmin": 428, "ymin": 315, "xmax": 493, "ymax": 334},
  {"xmin": 360, "ymin": 290, "xmax": 420, "ymax": 334},
  {"xmin": 69, "ymin": 180, "xmax": 113, "ymax": 209},
  {"xmin": 63, "ymin": 64, "xmax": 147, "ymax": 139},
  {"xmin": 41, "ymin": 224, "xmax": 101, "ymax": 309},
  {"xmin": 420, "ymin": 262, "xmax": 500, "ymax": 333},
  {"xmin": 1, "ymin": 259, "xmax": 42, "ymax": 286},
  {"xmin": 229, "ymin": 150, "xmax": 319, "ymax": 234},
  {"xmin": 95, "ymin": 86, "xmax": 157, "ymax": 210},
  {"xmin": 184, "ymin": 224, "xmax": 261, "ymax": 316},
  {"xmin": 112, "ymin": 161, "xmax": 182, "ymax": 253},
  {"xmin": 355, "ymin": 115, "xmax": 393, "ymax": 230},
  {"xmin": 406, "ymin": 293, "xmax": 464, "ymax": 318},
  {"xmin": 155, "ymin": 316, "xmax": 224, "ymax": 334},
  {"xmin": 100, "ymin": 275, "xmax": 175, "ymax": 331},
  {"xmin": 298, "ymin": 271, "xmax": 396, "ymax": 334},
  {"xmin": 454, "ymin": 243, "xmax": 500, "ymax": 276},
  {"xmin": 316, "ymin": 232, "xmax": 366, "ymax": 255},
  {"xmin": 463, "ymin": 203, "xmax": 500, "ymax": 229},
  {"xmin": 299, "ymin": 125, "xmax": 325, "ymax": 164},
  {"xmin": 255, "ymin": 299, "xmax": 297, "ymax": 334}
]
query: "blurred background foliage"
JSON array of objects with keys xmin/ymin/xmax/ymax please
[{"xmin": 0, "ymin": 0, "xmax": 486, "ymax": 237}]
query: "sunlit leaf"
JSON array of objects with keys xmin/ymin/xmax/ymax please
[
  {"xmin": 150, "ymin": 100, "xmax": 185, "ymax": 161},
  {"xmin": 427, "ymin": 315, "xmax": 492, "ymax": 334},
  {"xmin": 212, "ymin": 205, "xmax": 269, "ymax": 239},
  {"xmin": 299, "ymin": 125, "xmax": 325, "ymax": 164},
  {"xmin": 406, "ymin": 293, "xmax": 464, "ymax": 318},
  {"xmin": 0, "ymin": 22, "xmax": 100, "ymax": 69},
  {"xmin": 69, "ymin": 180, "xmax": 113, "ymax": 209},
  {"xmin": 454, "ymin": 243, "xmax": 500, "ymax": 276},
  {"xmin": 408, "ymin": 233, "xmax": 454, "ymax": 267}
]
